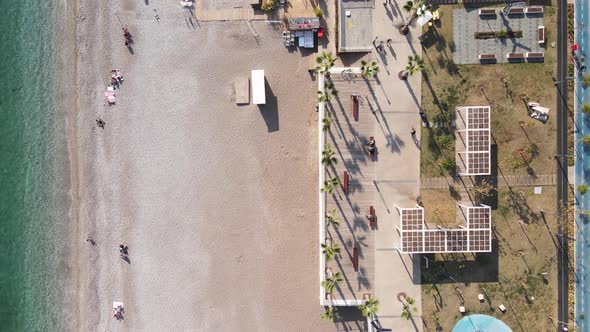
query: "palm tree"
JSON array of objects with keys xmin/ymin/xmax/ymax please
[
  {"xmin": 360, "ymin": 60, "xmax": 379, "ymax": 79},
  {"xmin": 322, "ymin": 242, "xmax": 341, "ymax": 261},
  {"xmin": 322, "ymin": 143, "xmax": 338, "ymax": 167},
  {"xmin": 322, "ymin": 272, "xmax": 343, "ymax": 294},
  {"xmin": 322, "ymin": 114, "xmax": 334, "ymax": 132},
  {"xmin": 325, "ymin": 208, "xmax": 340, "ymax": 228},
  {"xmin": 325, "ymin": 82, "xmax": 338, "ymax": 96},
  {"xmin": 402, "ymin": 0, "xmax": 415, "ymax": 14},
  {"xmin": 401, "ymin": 296, "xmax": 417, "ymax": 320},
  {"xmin": 315, "ymin": 51, "xmax": 337, "ymax": 76},
  {"xmin": 321, "ymin": 177, "xmax": 340, "ymax": 195},
  {"xmin": 321, "ymin": 306, "xmax": 340, "ymax": 322},
  {"xmin": 399, "ymin": 55, "xmax": 425, "ymax": 80},
  {"xmin": 358, "ymin": 297, "xmax": 379, "ymax": 318},
  {"xmin": 317, "ymin": 90, "xmax": 331, "ymax": 103},
  {"xmin": 400, "ymin": 0, "xmax": 426, "ymax": 35}
]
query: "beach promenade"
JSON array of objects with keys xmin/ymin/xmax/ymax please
[
  {"xmin": 318, "ymin": 0, "xmax": 424, "ymax": 330},
  {"xmin": 370, "ymin": 2, "xmax": 424, "ymax": 330}
]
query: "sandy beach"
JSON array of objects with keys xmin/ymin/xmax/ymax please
[{"xmin": 69, "ymin": 0, "xmax": 334, "ymax": 330}]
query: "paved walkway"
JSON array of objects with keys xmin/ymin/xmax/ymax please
[
  {"xmin": 320, "ymin": 1, "xmax": 424, "ymax": 330},
  {"xmin": 369, "ymin": 2, "xmax": 424, "ymax": 332},
  {"xmin": 453, "ymin": 8, "xmax": 545, "ymax": 64},
  {"xmin": 421, "ymin": 174, "xmax": 557, "ymax": 189}
]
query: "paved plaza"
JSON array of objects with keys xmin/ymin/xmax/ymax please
[{"xmin": 453, "ymin": 8, "xmax": 545, "ymax": 64}]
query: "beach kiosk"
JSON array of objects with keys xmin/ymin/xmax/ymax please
[{"xmin": 251, "ymin": 70, "xmax": 266, "ymax": 105}]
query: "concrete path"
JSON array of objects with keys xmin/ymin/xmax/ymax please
[
  {"xmin": 421, "ymin": 174, "xmax": 558, "ymax": 189},
  {"xmin": 369, "ymin": 1, "xmax": 424, "ymax": 331}
]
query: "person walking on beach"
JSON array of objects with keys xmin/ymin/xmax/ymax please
[
  {"xmin": 96, "ymin": 118, "xmax": 105, "ymax": 129},
  {"xmin": 119, "ymin": 244, "xmax": 129, "ymax": 256},
  {"xmin": 387, "ymin": 38, "xmax": 392, "ymax": 47},
  {"xmin": 411, "ymin": 128, "xmax": 416, "ymax": 137}
]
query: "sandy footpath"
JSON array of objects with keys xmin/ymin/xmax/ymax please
[{"xmin": 70, "ymin": 0, "xmax": 333, "ymax": 330}]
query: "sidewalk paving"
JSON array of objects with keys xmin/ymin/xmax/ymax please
[
  {"xmin": 421, "ymin": 174, "xmax": 558, "ymax": 189},
  {"xmin": 370, "ymin": 1, "xmax": 424, "ymax": 331}
]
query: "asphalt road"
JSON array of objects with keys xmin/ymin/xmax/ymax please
[{"xmin": 555, "ymin": 0, "xmax": 569, "ymax": 330}]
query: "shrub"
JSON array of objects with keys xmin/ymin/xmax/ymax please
[
  {"xmin": 474, "ymin": 30, "xmax": 522, "ymax": 39},
  {"xmin": 314, "ymin": 7, "xmax": 324, "ymax": 18},
  {"xmin": 583, "ymin": 74, "xmax": 590, "ymax": 87},
  {"xmin": 579, "ymin": 184, "xmax": 588, "ymax": 195},
  {"xmin": 437, "ymin": 134, "xmax": 454, "ymax": 150},
  {"xmin": 440, "ymin": 158, "xmax": 456, "ymax": 173},
  {"xmin": 261, "ymin": 0, "xmax": 277, "ymax": 11},
  {"xmin": 583, "ymin": 104, "xmax": 590, "ymax": 115},
  {"xmin": 582, "ymin": 135, "xmax": 590, "ymax": 146}
]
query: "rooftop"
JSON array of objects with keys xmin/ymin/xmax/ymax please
[{"xmin": 338, "ymin": 0, "xmax": 373, "ymax": 53}]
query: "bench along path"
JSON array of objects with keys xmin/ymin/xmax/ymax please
[{"xmin": 421, "ymin": 174, "xmax": 557, "ymax": 189}]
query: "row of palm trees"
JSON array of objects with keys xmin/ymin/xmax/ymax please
[{"xmin": 321, "ymin": 296, "xmax": 380, "ymax": 322}]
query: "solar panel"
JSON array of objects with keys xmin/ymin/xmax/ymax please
[
  {"xmin": 457, "ymin": 106, "xmax": 491, "ymax": 175},
  {"xmin": 398, "ymin": 205, "xmax": 491, "ymax": 253},
  {"xmin": 401, "ymin": 208, "xmax": 424, "ymax": 230},
  {"xmin": 423, "ymin": 230, "xmax": 446, "ymax": 253}
]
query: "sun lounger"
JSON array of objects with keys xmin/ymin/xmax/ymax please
[
  {"xmin": 368, "ymin": 136, "xmax": 375, "ymax": 157},
  {"xmin": 459, "ymin": 306, "xmax": 466, "ymax": 313},
  {"xmin": 538, "ymin": 26, "xmax": 546, "ymax": 44},
  {"xmin": 352, "ymin": 246, "xmax": 358, "ymax": 271},
  {"xmin": 478, "ymin": 294, "xmax": 485, "ymax": 302},
  {"xmin": 478, "ymin": 53, "xmax": 496, "ymax": 63},
  {"xmin": 508, "ymin": 7, "xmax": 524, "ymax": 15},
  {"xmin": 369, "ymin": 206, "xmax": 375, "ymax": 228},
  {"xmin": 343, "ymin": 171, "xmax": 349, "ymax": 193},
  {"xmin": 507, "ymin": 53, "xmax": 525, "ymax": 61},
  {"xmin": 478, "ymin": 8, "xmax": 496, "ymax": 16},
  {"xmin": 526, "ymin": 52, "xmax": 545, "ymax": 61},
  {"xmin": 352, "ymin": 95, "xmax": 359, "ymax": 121},
  {"xmin": 499, "ymin": 304, "xmax": 507, "ymax": 312},
  {"xmin": 526, "ymin": 6, "xmax": 543, "ymax": 14},
  {"xmin": 104, "ymin": 91, "xmax": 116, "ymax": 105}
]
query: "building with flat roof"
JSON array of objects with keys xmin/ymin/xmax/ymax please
[{"xmin": 338, "ymin": 0, "xmax": 373, "ymax": 53}]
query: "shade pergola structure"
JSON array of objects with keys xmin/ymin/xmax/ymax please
[
  {"xmin": 456, "ymin": 106, "xmax": 491, "ymax": 176},
  {"xmin": 395, "ymin": 204, "xmax": 492, "ymax": 253}
]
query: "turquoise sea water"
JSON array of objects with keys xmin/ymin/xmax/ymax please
[{"xmin": 0, "ymin": 0, "xmax": 70, "ymax": 330}]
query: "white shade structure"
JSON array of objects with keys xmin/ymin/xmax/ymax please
[{"xmin": 417, "ymin": 10, "xmax": 433, "ymax": 26}]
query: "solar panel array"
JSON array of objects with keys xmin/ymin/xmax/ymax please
[
  {"xmin": 399, "ymin": 205, "xmax": 491, "ymax": 253},
  {"xmin": 458, "ymin": 106, "xmax": 491, "ymax": 175}
]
